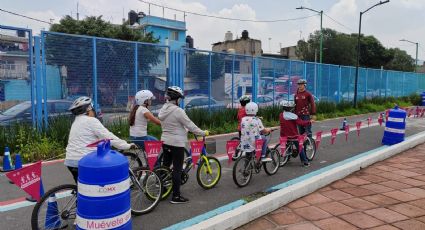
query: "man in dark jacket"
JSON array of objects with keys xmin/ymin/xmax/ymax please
[{"xmin": 294, "ymin": 79, "xmax": 316, "ymax": 137}]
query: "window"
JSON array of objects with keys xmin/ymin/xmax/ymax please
[
  {"xmin": 54, "ymin": 102, "xmax": 72, "ymax": 113},
  {"xmin": 170, "ymin": 31, "xmax": 179, "ymax": 41}
]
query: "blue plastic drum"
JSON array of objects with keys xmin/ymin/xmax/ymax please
[
  {"xmin": 382, "ymin": 106, "xmax": 407, "ymax": 145},
  {"xmin": 421, "ymin": 92, "xmax": 425, "ymax": 106},
  {"xmin": 76, "ymin": 140, "xmax": 131, "ymax": 229}
]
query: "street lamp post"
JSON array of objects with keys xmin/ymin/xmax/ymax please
[
  {"xmin": 400, "ymin": 39, "xmax": 419, "ymax": 72},
  {"xmin": 296, "ymin": 6, "xmax": 323, "ymax": 64},
  {"xmin": 353, "ymin": 0, "xmax": 390, "ymax": 108}
]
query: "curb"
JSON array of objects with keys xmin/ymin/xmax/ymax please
[{"xmin": 185, "ymin": 131, "xmax": 425, "ymax": 230}]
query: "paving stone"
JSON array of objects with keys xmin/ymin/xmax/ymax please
[
  {"xmin": 316, "ymin": 201, "xmax": 356, "ymax": 216},
  {"xmin": 360, "ymin": 184, "xmax": 394, "ymax": 193},
  {"xmin": 241, "ymin": 217, "xmax": 276, "ymax": 230},
  {"xmin": 339, "ymin": 212, "xmax": 384, "ymax": 228},
  {"xmin": 313, "ymin": 217, "xmax": 358, "ymax": 230},
  {"xmin": 269, "ymin": 210, "xmax": 305, "ymax": 226},
  {"xmin": 401, "ymin": 188, "xmax": 425, "ymax": 198},
  {"xmin": 293, "ymin": 206, "xmax": 332, "ymax": 221},
  {"xmin": 412, "ymin": 175, "xmax": 425, "ymax": 182},
  {"xmin": 344, "ymin": 177, "xmax": 372, "ymax": 186},
  {"xmin": 376, "ymin": 165, "xmax": 402, "ymax": 172},
  {"xmin": 302, "ymin": 193, "xmax": 333, "ymax": 205},
  {"xmin": 388, "ymin": 163, "xmax": 416, "ymax": 169},
  {"xmin": 393, "ymin": 219, "xmax": 425, "ymax": 230},
  {"xmin": 340, "ymin": 187, "xmax": 376, "ymax": 197},
  {"xmin": 393, "ymin": 170, "xmax": 422, "ymax": 177},
  {"xmin": 287, "ymin": 200, "xmax": 310, "ymax": 209},
  {"xmin": 379, "ymin": 172, "xmax": 407, "ymax": 180},
  {"xmin": 320, "ymin": 189, "xmax": 354, "ymax": 201},
  {"xmin": 358, "ymin": 175, "xmax": 388, "ymax": 183},
  {"xmin": 330, "ymin": 181, "xmax": 356, "ymax": 189},
  {"xmin": 367, "ymin": 225, "xmax": 400, "ymax": 230},
  {"xmin": 340, "ymin": 198, "xmax": 379, "ymax": 210},
  {"xmin": 379, "ymin": 180, "xmax": 412, "ymax": 189},
  {"xmin": 408, "ymin": 198, "xmax": 425, "ymax": 209},
  {"xmin": 396, "ymin": 178, "xmax": 425, "ymax": 186},
  {"xmin": 389, "ymin": 203, "xmax": 425, "ymax": 217},
  {"xmin": 364, "ymin": 207, "xmax": 409, "ymax": 223},
  {"xmin": 363, "ymin": 194, "xmax": 400, "ymax": 206},
  {"xmin": 284, "ymin": 222, "xmax": 321, "ymax": 230},
  {"xmin": 382, "ymin": 190, "xmax": 420, "ymax": 202},
  {"xmin": 416, "ymin": 215, "xmax": 425, "ymax": 224}
]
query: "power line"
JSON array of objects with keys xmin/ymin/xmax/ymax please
[
  {"xmin": 323, "ymin": 13, "xmax": 354, "ymax": 32},
  {"xmin": 138, "ymin": 0, "xmax": 318, "ymax": 23},
  {"xmin": 0, "ymin": 8, "xmax": 52, "ymax": 25}
]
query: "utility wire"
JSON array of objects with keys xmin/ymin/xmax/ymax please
[
  {"xmin": 323, "ymin": 13, "xmax": 354, "ymax": 32},
  {"xmin": 0, "ymin": 8, "xmax": 52, "ymax": 25},
  {"xmin": 138, "ymin": 0, "xmax": 318, "ymax": 23}
]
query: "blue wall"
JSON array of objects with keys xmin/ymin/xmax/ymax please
[{"xmin": 140, "ymin": 15, "xmax": 186, "ymax": 50}]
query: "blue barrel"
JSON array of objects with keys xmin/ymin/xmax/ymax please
[
  {"xmin": 421, "ymin": 92, "xmax": 425, "ymax": 106},
  {"xmin": 76, "ymin": 140, "xmax": 131, "ymax": 229},
  {"xmin": 382, "ymin": 106, "xmax": 407, "ymax": 145}
]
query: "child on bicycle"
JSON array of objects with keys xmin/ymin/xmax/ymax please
[
  {"xmin": 237, "ymin": 95, "xmax": 251, "ymax": 138},
  {"xmin": 158, "ymin": 86, "xmax": 209, "ymax": 204},
  {"xmin": 279, "ymin": 100, "xmax": 312, "ymax": 167},
  {"xmin": 240, "ymin": 102, "xmax": 272, "ymax": 162},
  {"xmin": 65, "ymin": 96, "xmax": 135, "ymax": 183},
  {"xmin": 129, "ymin": 90, "xmax": 161, "ymax": 149}
]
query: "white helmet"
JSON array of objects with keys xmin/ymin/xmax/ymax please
[
  {"xmin": 166, "ymin": 86, "xmax": 184, "ymax": 100},
  {"xmin": 280, "ymin": 100, "xmax": 294, "ymax": 108},
  {"xmin": 69, "ymin": 96, "xmax": 93, "ymax": 115},
  {"xmin": 245, "ymin": 102, "xmax": 259, "ymax": 115},
  {"xmin": 135, "ymin": 90, "xmax": 155, "ymax": 105}
]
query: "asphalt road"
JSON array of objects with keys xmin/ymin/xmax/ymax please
[{"xmin": 1, "ymin": 112, "xmax": 424, "ymax": 230}]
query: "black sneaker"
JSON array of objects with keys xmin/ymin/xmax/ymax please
[
  {"xmin": 170, "ymin": 195, "xmax": 189, "ymax": 204},
  {"xmin": 303, "ymin": 162, "xmax": 311, "ymax": 167}
]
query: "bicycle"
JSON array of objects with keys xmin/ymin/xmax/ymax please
[
  {"xmin": 232, "ymin": 129, "xmax": 281, "ymax": 187},
  {"xmin": 31, "ymin": 151, "xmax": 162, "ymax": 230},
  {"xmin": 150, "ymin": 135, "xmax": 222, "ymax": 200},
  {"xmin": 275, "ymin": 135, "xmax": 317, "ymax": 167}
]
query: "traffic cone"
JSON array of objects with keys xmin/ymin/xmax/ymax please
[
  {"xmin": 14, "ymin": 154, "xmax": 22, "ymax": 170},
  {"xmin": 340, "ymin": 118, "xmax": 347, "ymax": 130},
  {"xmin": 45, "ymin": 194, "xmax": 61, "ymax": 229},
  {"xmin": 1, "ymin": 147, "xmax": 13, "ymax": 172}
]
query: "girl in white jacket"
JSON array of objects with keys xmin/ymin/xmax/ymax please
[
  {"xmin": 158, "ymin": 86, "xmax": 208, "ymax": 204},
  {"xmin": 65, "ymin": 96, "xmax": 134, "ymax": 183}
]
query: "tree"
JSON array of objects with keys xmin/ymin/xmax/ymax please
[
  {"xmin": 46, "ymin": 16, "xmax": 162, "ymax": 106},
  {"xmin": 385, "ymin": 48, "xmax": 415, "ymax": 72}
]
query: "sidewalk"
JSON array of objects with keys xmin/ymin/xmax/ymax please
[{"xmin": 239, "ymin": 143, "xmax": 425, "ymax": 230}]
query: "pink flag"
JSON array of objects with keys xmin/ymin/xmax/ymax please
[
  {"xmin": 331, "ymin": 128, "xmax": 338, "ymax": 145},
  {"xmin": 6, "ymin": 161, "xmax": 42, "ymax": 201},
  {"xmin": 190, "ymin": 141, "xmax": 204, "ymax": 169},
  {"xmin": 144, "ymin": 141, "xmax": 163, "ymax": 171},
  {"xmin": 297, "ymin": 135, "xmax": 306, "ymax": 153},
  {"xmin": 255, "ymin": 139, "xmax": 264, "ymax": 161},
  {"xmin": 356, "ymin": 121, "xmax": 362, "ymax": 136},
  {"xmin": 345, "ymin": 125, "xmax": 350, "ymax": 141},
  {"xmin": 315, "ymin": 131, "xmax": 323, "ymax": 149},
  {"xmin": 226, "ymin": 140, "xmax": 240, "ymax": 165},
  {"xmin": 279, "ymin": 137, "xmax": 288, "ymax": 157},
  {"xmin": 367, "ymin": 117, "xmax": 372, "ymax": 127}
]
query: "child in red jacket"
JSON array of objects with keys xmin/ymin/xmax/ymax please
[{"xmin": 279, "ymin": 100, "xmax": 312, "ymax": 167}]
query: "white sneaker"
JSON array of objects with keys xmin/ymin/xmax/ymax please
[{"xmin": 261, "ymin": 157, "xmax": 272, "ymax": 162}]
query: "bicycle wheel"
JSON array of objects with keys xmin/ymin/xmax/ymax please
[
  {"xmin": 196, "ymin": 156, "xmax": 221, "ymax": 189},
  {"xmin": 232, "ymin": 156, "xmax": 253, "ymax": 187},
  {"xmin": 154, "ymin": 166, "xmax": 173, "ymax": 200},
  {"xmin": 263, "ymin": 149, "xmax": 280, "ymax": 175},
  {"xmin": 230, "ymin": 137, "xmax": 242, "ymax": 161},
  {"xmin": 123, "ymin": 152, "xmax": 143, "ymax": 172},
  {"xmin": 31, "ymin": 184, "xmax": 77, "ymax": 230},
  {"xmin": 274, "ymin": 144, "xmax": 290, "ymax": 167},
  {"xmin": 304, "ymin": 137, "xmax": 317, "ymax": 161},
  {"xmin": 129, "ymin": 169, "xmax": 162, "ymax": 215}
]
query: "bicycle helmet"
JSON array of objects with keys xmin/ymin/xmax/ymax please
[
  {"xmin": 165, "ymin": 86, "xmax": 184, "ymax": 100},
  {"xmin": 239, "ymin": 95, "xmax": 251, "ymax": 106},
  {"xmin": 280, "ymin": 100, "xmax": 295, "ymax": 112},
  {"xmin": 297, "ymin": 79, "xmax": 307, "ymax": 85},
  {"xmin": 69, "ymin": 96, "xmax": 93, "ymax": 115},
  {"xmin": 245, "ymin": 102, "xmax": 259, "ymax": 115},
  {"xmin": 135, "ymin": 90, "xmax": 155, "ymax": 105}
]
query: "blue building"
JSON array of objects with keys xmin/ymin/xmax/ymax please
[{"xmin": 139, "ymin": 15, "xmax": 187, "ymax": 51}]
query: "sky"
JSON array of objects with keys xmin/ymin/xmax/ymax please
[{"xmin": 1, "ymin": 0, "xmax": 425, "ymax": 62}]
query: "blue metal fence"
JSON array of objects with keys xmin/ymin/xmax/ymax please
[{"xmin": 2, "ymin": 26, "xmax": 425, "ymax": 128}]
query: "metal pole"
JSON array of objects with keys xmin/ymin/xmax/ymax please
[
  {"xmin": 92, "ymin": 38, "xmax": 98, "ymax": 111},
  {"xmin": 29, "ymin": 30, "xmax": 35, "ymax": 127},
  {"xmin": 354, "ymin": 12, "xmax": 362, "ymax": 107},
  {"xmin": 208, "ymin": 52, "xmax": 212, "ymax": 112},
  {"xmin": 134, "ymin": 43, "xmax": 138, "ymax": 92},
  {"xmin": 273, "ymin": 60, "xmax": 276, "ymax": 105},
  {"xmin": 41, "ymin": 34, "xmax": 48, "ymax": 128},
  {"xmin": 34, "ymin": 36, "xmax": 42, "ymax": 131},
  {"xmin": 319, "ymin": 11, "xmax": 323, "ymax": 64},
  {"xmin": 338, "ymin": 66, "xmax": 341, "ymax": 103},
  {"xmin": 415, "ymin": 43, "xmax": 418, "ymax": 73},
  {"xmin": 231, "ymin": 54, "xmax": 235, "ymax": 108}
]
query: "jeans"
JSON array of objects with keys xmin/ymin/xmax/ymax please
[
  {"xmin": 162, "ymin": 144, "xmax": 185, "ymax": 197},
  {"xmin": 291, "ymin": 141, "xmax": 309, "ymax": 163},
  {"xmin": 67, "ymin": 166, "xmax": 78, "ymax": 184},
  {"xmin": 261, "ymin": 135, "xmax": 270, "ymax": 157},
  {"xmin": 298, "ymin": 115, "xmax": 312, "ymax": 137},
  {"xmin": 130, "ymin": 135, "xmax": 158, "ymax": 150}
]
